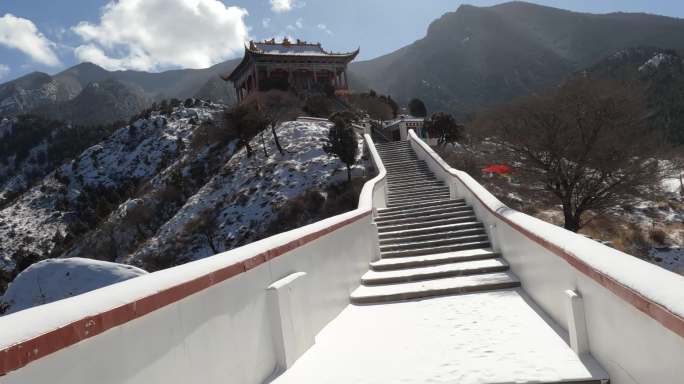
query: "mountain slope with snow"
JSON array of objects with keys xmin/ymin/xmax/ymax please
[
  {"xmin": 0, "ymin": 101, "xmax": 226, "ymax": 291},
  {"xmin": 0, "ymin": 100, "xmax": 366, "ymax": 295},
  {"xmin": 126, "ymin": 119, "xmax": 366, "ymax": 269}
]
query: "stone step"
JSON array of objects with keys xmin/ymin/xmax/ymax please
[
  {"xmin": 378, "ymin": 199, "xmax": 465, "ymax": 215},
  {"xmin": 387, "ymin": 173, "xmax": 434, "ymax": 182},
  {"xmin": 388, "ymin": 188, "xmax": 449, "ymax": 198},
  {"xmin": 384, "ymin": 160, "xmax": 420, "ymax": 166},
  {"xmin": 385, "ymin": 164, "xmax": 427, "ymax": 171},
  {"xmin": 382, "ymin": 154, "xmax": 418, "ymax": 160},
  {"xmin": 388, "ymin": 190, "xmax": 451, "ymax": 203},
  {"xmin": 377, "ymin": 215, "xmax": 477, "ymax": 233},
  {"xmin": 362, "ymin": 258, "xmax": 509, "ymax": 285},
  {"xmin": 387, "ymin": 180, "xmax": 445, "ymax": 192},
  {"xmin": 376, "ymin": 143, "xmax": 411, "ymax": 150},
  {"xmin": 380, "ymin": 233, "xmax": 490, "ymax": 252},
  {"xmin": 350, "ymin": 271, "xmax": 520, "ymax": 304},
  {"xmin": 388, "ymin": 183, "xmax": 447, "ymax": 193},
  {"xmin": 387, "ymin": 181, "xmax": 443, "ymax": 191},
  {"xmin": 387, "ymin": 194, "xmax": 451, "ymax": 207},
  {"xmin": 376, "ymin": 209, "xmax": 473, "ymax": 227},
  {"xmin": 387, "ymin": 186, "xmax": 447, "ymax": 196},
  {"xmin": 386, "ymin": 167, "xmax": 431, "ymax": 174},
  {"xmin": 378, "ymin": 221, "xmax": 483, "ymax": 239},
  {"xmin": 380, "ymin": 151, "xmax": 414, "ymax": 156},
  {"xmin": 387, "ymin": 178, "xmax": 438, "ymax": 187},
  {"xmin": 376, "ymin": 141, "xmax": 410, "ymax": 146},
  {"xmin": 377, "ymin": 148, "xmax": 412, "ymax": 155},
  {"xmin": 381, "ymin": 153, "xmax": 417, "ymax": 159},
  {"xmin": 380, "ymin": 240, "xmax": 491, "ymax": 258},
  {"xmin": 370, "ymin": 248, "xmax": 500, "ymax": 271},
  {"xmin": 379, "ymin": 226, "xmax": 485, "ymax": 245},
  {"xmin": 384, "ymin": 158, "xmax": 424, "ymax": 165},
  {"xmin": 385, "ymin": 164, "xmax": 428, "ymax": 171},
  {"xmin": 376, "ymin": 203, "xmax": 469, "ymax": 221},
  {"xmin": 388, "ymin": 187, "xmax": 450, "ymax": 200},
  {"xmin": 386, "ymin": 169, "xmax": 432, "ymax": 177}
]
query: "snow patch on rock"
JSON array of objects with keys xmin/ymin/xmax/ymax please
[{"xmin": 1, "ymin": 258, "xmax": 147, "ymax": 315}]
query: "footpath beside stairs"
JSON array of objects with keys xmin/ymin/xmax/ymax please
[{"xmin": 351, "ymin": 141, "xmax": 520, "ymax": 304}]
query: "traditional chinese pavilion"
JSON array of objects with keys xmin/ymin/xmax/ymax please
[{"xmin": 224, "ymin": 38, "xmax": 359, "ymax": 102}]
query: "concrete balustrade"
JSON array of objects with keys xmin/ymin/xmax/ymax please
[
  {"xmin": 408, "ymin": 129, "xmax": 684, "ymax": 384},
  {"xmin": 0, "ymin": 134, "xmax": 387, "ymax": 383}
]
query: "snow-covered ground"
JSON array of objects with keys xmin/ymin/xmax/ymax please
[
  {"xmin": 127, "ymin": 119, "xmax": 366, "ymax": 266},
  {"xmin": 274, "ymin": 289, "xmax": 607, "ymax": 384},
  {"xmin": 1, "ymin": 258, "xmax": 147, "ymax": 315}
]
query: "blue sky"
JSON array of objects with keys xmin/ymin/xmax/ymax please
[{"xmin": 1, "ymin": 0, "xmax": 684, "ymax": 83}]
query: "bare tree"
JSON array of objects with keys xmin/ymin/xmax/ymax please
[
  {"xmin": 223, "ymin": 102, "xmax": 269, "ymax": 157},
  {"xmin": 252, "ymin": 91, "xmax": 301, "ymax": 155},
  {"xmin": 324, "ymin": 117, "xmax": 359, "ymax": 183},
  {"xmin": 184, "ymin": 209, "xmax": 220, "ymax": 255},
  {"xmin": 424, "ymin": 112, "xmax": 464, "ymax": 145},
  {"xmin": 474, "ymin": 78, "xmax": 680, "ymax": 232}
]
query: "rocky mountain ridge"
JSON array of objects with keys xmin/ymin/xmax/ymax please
[
  {"xmin": 349, "ymin": 1, "xmax": 684, "ymax": 118},
  {"xmin": 0, "ymin": 60, "xmax": 239, "ymax": 125}
]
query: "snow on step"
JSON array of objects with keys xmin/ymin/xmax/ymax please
[
  {"xmin": 274, "ymin": 290, "xmax": 608, "ymax": 384},
  {"xmin": 378, "ymin": 199, "xmax": 466, "ymax": 215},
  {"xmin": 379, "ymin": 227, "xmax": 484, "ymax": 245},
  {"xmin": 376, "ymin": 204, "xmax": 469, "ymax": 221},
  {"xmin": 387, "ymin": 195, "xmax": 451, "ymax": 207},
  {"xmin": 380, "ymin": 240, "xmax": 491, "ymax": 258},
  {"xmin": 362, "ymin": 258, "xmax": 509, "ymax": 285},
  {"xmin": 376, "ymin": 209, "xmax": 468, "ymax": 227},
  {"xmin": 378, "ymin": 221, "xmax": 483, "ymax": 239},
  {"xmin": 350, "ymin": 272, "xmax": 520, "ymax": 304},
  {"xmin": 380, "ymin": 233, "xmax": 490, "ymax": 252},
  {"xmin": 370, "ymin": 248, "xmax": 500, "ymax": 271},
  {"xmin": 376, "ymin": 215, "xmax": 479, "ymax": 233}
]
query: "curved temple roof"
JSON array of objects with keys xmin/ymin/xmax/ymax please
[{"xmin": 224, "ymin": 39, "xmax": 359, "ymax": 82}]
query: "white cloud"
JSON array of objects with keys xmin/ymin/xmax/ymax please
[
  {"xmin": 317, "ymin": 23, "xmax": 332, "ymax": 35},
  {"xmin": 270, "ymin": 0, "xmax": 305, "ymax": 13},
  {"xmin": 270, "ymin": 0, "xmax": 292, "ymax": 13},
  {"xmin": 262, "ymin": 17, "xmax": 271, "ymax": 28},
  {"xmin": 72, "ymin": 0, "xmax": 249, "ymax": 71},
  {"xmin": 286, "ymin": 17, "xmax": 303, "ymax": 31},
  {"xmin": 0, "ymin": 64, "xmax": 9, "ymax": 79},
  {"xmin": 0, "ymin": 14, "xmax": 61, "ymax": 66}
]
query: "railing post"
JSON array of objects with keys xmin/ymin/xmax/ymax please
[
  {"xmin": 565, "ymin": 290, "xmax": 590, "ymax": 355},
  {"xmin": 267, "ymin": 272, "xmax": 314, "ymax": 370}
]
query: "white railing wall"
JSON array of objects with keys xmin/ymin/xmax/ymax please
[
  {"xmin": 0, "ymin": 134, "xmax": 387, "ymax": 384},
  {"xmin": 408, "ymin": 129, "xmax": 684, "ymax": 384}
]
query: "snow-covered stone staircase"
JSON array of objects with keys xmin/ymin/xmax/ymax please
[{"xmin": 351, "ymin": 141, "xmax": 520, "ymax": 304}]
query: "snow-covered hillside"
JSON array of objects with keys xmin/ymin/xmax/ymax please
[
  {"xmin": 0, "ymin": 101, "xmax": 226, "ymax": 291},
  {"xmin": 0, "ymin": 100, "xmax": 367, "ymax": 296},
  {"xmin": 0, "ymin": 258, "xmax": 147, "ymax": 315},
  {"xmin": 126, "ymin": 119, "xmax": 366, "ymax": 268}
]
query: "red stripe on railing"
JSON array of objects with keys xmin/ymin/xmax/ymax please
[
  {"xmin": 492, "ymin": 209, "xmax": 684, "ymax": 339},
  {"xmin": 409, "ymin": 134, "xmax": 684, "ymax": 339},
  {"xmin": 0, "ymin": 209, "xmax": 372, "ymax": 377}
]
